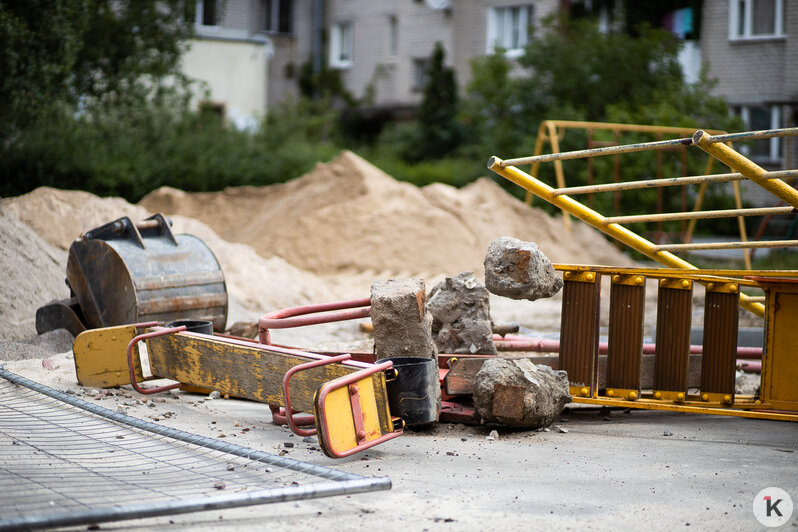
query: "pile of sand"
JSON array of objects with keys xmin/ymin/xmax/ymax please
[
  {"xmin": 0, "ymin": 208, "xmax": 69, "ymax": 340},
  {"xmin": 2, "ymin": 150, "xmax": 632, "ymax": 342},
  {"xmin": 141, "ymin": 151, "xmax": 629, "ymax": 277},
  {"xmin": 1, "ymin": 191, "xmax": 340, "ymax": 322}
]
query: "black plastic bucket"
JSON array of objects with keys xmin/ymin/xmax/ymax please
[
  {"xmin": 166, "ymin": 319, "xmax": 213, "ymax": 335},
  {"xmin": 376, "ymin": 357, "xmax": 438, "ymax": 427}
]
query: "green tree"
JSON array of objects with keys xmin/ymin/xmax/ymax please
[
  {"xmin": 0, "ymin": 0, "xmax": 197, "ymax": 140},
  {"xmin": 413, "ymin": 41, "xmax": 460, "ymax": 161}
]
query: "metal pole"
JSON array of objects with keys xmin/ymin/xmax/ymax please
[
  {"xmin": 654, "ymin": 240, "xmax": 798, "ymax": 252},
  {"xmin": 497, "ymin": 136, "xmax": 694, "ymax": 167},
  {"xmin": 604, "ymin": 206, "xmax": 796, "ymax": 224}
]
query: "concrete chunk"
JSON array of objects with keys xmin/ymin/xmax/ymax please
[
  {"xmin": 371, "ymin": 279, "xmax": 437, "ymax": 360},
  {"xmin": 473, "ymin": 358, "xmax": 570, "ymax": 428},
  {"xmin": 483, "ymin": 236, "xmax": 563, "ymax": 300},
  {"xmin": 428, "ymin": 272, "xmax": 497, "ymax": 355}
]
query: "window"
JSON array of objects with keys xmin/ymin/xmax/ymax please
[
  {"xmin": 330, "ymin": 22, "xmax": 353, "ymax": 68},
  {"xmin": 735, "ymin": 104, "xmax": 782, "ymax": 162},
  {"xmin": 412, "ymin": 58, "xmax": 431, "ymax": 90},
  {"xmin": 266, "ymin": 0, "xmax": 293, "ymax": 34},
  {"xmin": 196, "ymin": 0, "xmax": 219, "ymax": 27},
  {"xmin": 487, "ymin": 4, "xmax": 533, "ymax": 58},
  {"xmin": 729, "ymin": 0, "xmax": 783, "ymax": 39}
]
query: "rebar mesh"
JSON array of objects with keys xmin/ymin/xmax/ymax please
[{"xmin": 0, "ymin": 367, "xmax": 390, "ymax": 530}]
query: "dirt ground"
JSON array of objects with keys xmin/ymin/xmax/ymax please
[{"xmin": 0, "ymin": 151, "xmax": 791, "ymax": 529}]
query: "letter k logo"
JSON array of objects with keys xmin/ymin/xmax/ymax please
[{"xmin": 764, "ymin": 496, "xmax": 783, "ymax": 517}]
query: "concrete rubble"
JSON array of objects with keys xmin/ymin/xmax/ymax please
[
  {"xmin": 484, "ymin": 236, "xmax": 563, "ymax": 301},
  {"xmin": 428, "ymin": 272, "xmax": 497, "ymax": 356},
  {"xmin": 473, "ymin": 357, "xmax": 571, "ymax": 429},
  {"xmin": 370, "ymin": 278, "xmax": 438, "ymax": 360}
]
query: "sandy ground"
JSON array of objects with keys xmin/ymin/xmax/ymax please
[{"xmin": 0, "ymin": 151, "xmax": 789, "ymax": 530}]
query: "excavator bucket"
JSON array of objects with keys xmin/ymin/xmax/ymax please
[{"xmin": 37, "ymin": 214, "xmax": 228, "ymax": 334}]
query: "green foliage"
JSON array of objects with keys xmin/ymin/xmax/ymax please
[
  {"xmin": 411, "ymin": 42, "xmax": 461, "ymax": 161},
  {"xmin": 519, "ymin": 16, "xmax": 684, "ymax": 122},
  {"xmin": 0, "ymin": 1, "xmax": 89, "ymax": 136},
  {"xmin": 0, "ymin": 99, "xmax": 341, "ymax": 201},
  {"xmin": 0, "ymin": 0, "xmax": 196, "ymax": 140}
]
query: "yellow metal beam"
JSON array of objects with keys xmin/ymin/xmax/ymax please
[
  {"xmin": 693, "ymin": 130, "xmax": 798, "ymax": 208},
  {"xmin": 572, "ymin": 397, "xmax": 798, "ymax": 422}
]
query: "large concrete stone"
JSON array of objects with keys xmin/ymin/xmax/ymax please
[
  {"xmin": 484, "ymin": 236, "xmax": 563, "ymax": 301},
  {"xmin": 371, "ymin": 278, "xmax": 437, "ymax": 360},
  {"xmin": 428, "ymin": 272, "xmax": 497, "ymax": 355},
  {"xmin": 473, "ymin": 358, "xmax": 570, "ymax": 428}
]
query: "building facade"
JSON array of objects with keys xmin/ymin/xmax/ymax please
[
  {"xmin": 181, "ymin": 0, "xmax": 272, "ymax": 128},
  {"xmin": 702, "ymin": 0, "xmax": 797, "ymax": 169}
]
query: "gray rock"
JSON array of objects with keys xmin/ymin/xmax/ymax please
[
  {"xmin": 428, "ymin": 272, "xmax": 497, "ymax": 356},
  {"xmin": 371, "ymin": 279, "xmax": 437, "ymax": 359},
  {"xmin": 473, "ymin": 358, "xmax": 571, "ymax": 429},
  {"xmin": 483, "ymin": 236, "xmax": 563, "ymax": 301}
]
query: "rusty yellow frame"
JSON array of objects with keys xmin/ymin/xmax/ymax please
[
  {"xmin": 489, "ymin": 127, "xmax": 798, "ymax": 317},
  {"xmin": 523, "ymin": 121, "xmax": 757, "ymax": 265},
  {"xmin": 550, "ymin": 264, "xmax": 798, "ymax": 422}
]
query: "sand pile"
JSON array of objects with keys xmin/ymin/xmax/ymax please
[
  {"xmin": 1, "ymin": 189, "xmax": 339, "ymax": 323},
  {"xmin": 141, "ymin": 151, "xmax": 630, "ymax": 277},
  {"xmin": 0, "ymin": 207, "xmax": 69, "ymax": 340},
  {"xmin": 2, "ymin": 150, "xmax": 632, "ymax": 342},
  {"xmin": 3, "ymin": 187, "xmax": 151, "ymax": 250}
]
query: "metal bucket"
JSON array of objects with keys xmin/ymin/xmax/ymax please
[
  {"xmin": 65, "ymin": 214, "xmax": 228, "ymax": 332},
  {"xmin": 166, "ymin": 319, "xmax": 214, "ymax": 335},
  {"xmin": 376, "ymin": 357, "xmax": 438, "ymax": 427}
]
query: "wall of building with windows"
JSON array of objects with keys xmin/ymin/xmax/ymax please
[
  {"xmin": 320, "ymin": 1, "xmax": 558, "ymax": 110},
  {"xmin": 702, "ymin": 0, "xmax": 797, "ymax": 170},
  {"xmin": 185, "ymin": 0, "xmax": 272, "ymax": 128}
]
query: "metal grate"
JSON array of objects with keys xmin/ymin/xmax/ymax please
[{"xmin": 0, "ymin": 366, "xmax": 390, "ymax": 531}]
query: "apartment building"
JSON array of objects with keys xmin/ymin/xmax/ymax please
[
  {"xmin": 702, "ymin": 0, "xmax": 797, "ymax": 169},
  {"xmin": 182, "ymin": 0, "xmax": 797, "ymax": 173}
]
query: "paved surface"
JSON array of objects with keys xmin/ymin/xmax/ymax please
[{"xmin": 53, "ymin": 399, "xmax": 798, "ymax": 531}]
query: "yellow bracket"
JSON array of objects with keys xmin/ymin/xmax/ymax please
[{"xmin": 73, "ymin": 323, "xmax": 155, "ymax": 388}]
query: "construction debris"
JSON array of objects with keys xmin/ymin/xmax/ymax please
[
  {"xmin": 473, "ymin": 358, "xmax": 570, "ymax": 429},
  {"xmin": 428, "ymin": 272, "xmax": 497, "ymax": 355},
  {"xmin": 370, "ymin": 279, "xmax": 437, "ymax": 360},
  {"xmin": 483, "ymin": 236, "xmax": 562, "ymax": 301}
]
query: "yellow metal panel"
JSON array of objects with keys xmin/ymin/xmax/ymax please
[
  {"xmin": 315, "ymin": 375, "xmax": 388, "ymax": 456},
  {"xmin": 73, "ymin": 325, "xmax": 144, "ymax": 388},
  {"xmin": 146, "ymin": 333, "xmax": 391, "ymax": 430},
  {"xmin": 761, "ymin": 283, "xmax": 798, "ymax": 411}
]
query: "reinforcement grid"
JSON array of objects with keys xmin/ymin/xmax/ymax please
[{"xmin": 0, "ymin": 367, "xmax": 390, "ymax": 531}]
